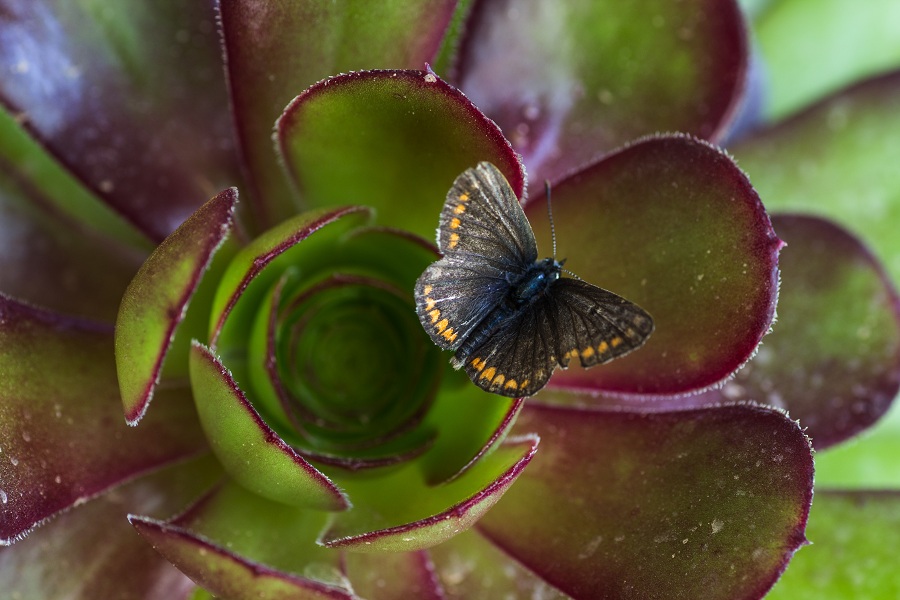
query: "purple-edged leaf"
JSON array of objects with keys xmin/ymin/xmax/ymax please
[
  {"xmin": 430, "ymin": 530, "xmax": 569, "ymax": 599},
  {"xmin": 419, "ymin": 377, "xmax": 524, "ymax": 485},
  {"xmin": 479, "ymin": 403, "xmax": 813, "ymax": 600},
  {"xmin": 277, "ymin": 69, "xmax": 524, "ymax": 241},
  {"xmin": 0, "ymin": 296, "xmax": 206, "ymax": 544},
  {"xmin": 0, "ymin": 104, "xmax": 154, "ymax": 251},
  {"xmin": 209, "ymin": 206, "xmax": 371, "ymax": 347},
  {"xmin": 131, "ymin": 520, "xmax": 351, "ymax": 600},
  {"xmin": 527, "ymin": 135, "xmax": 780, "ymax": 395},
  {"xmin": 189, "ymin": 342, "xmax": 349, "ymax": 511},
  {"xmin": 116, "ymin": 188, "xmax": 237, "ymax": 425},
  {"xmin": 0, "ymin": 154, "xmax": 143, "ymax": 321},
  {"xmin": 731, "ymin": 72, "xmax": 900, "ymax": 284},
  {"xmin": 132, "ymin": 481, "xmax": 352, "ymax": 600},
  {"xmin": 0, "ymin": 0, "xmax": 239, "ymax": 242},
  {"xmin": 454, "ymin": 0, "xmax": 747, "ymax": 184},
  {"xmin": 0, "ymin": 456, "xmax": 221, "ymax": 600},
  {"xmin": 767, "ymin": 490, "xmax": 900, "ymax": 599},
  {"xmin": 219, "ymin": 1, "xmax": 457, "ymax": 230},
  {"xmin": 691, "ymin": 215, "xmax": 900, "ymax": 448},
  {"xmin": 344, "ymin": 551, "xmax": 445, "ymax": 600},
  {"xmin": 321, "ymin": 436, "xmax": 538, "ymax": 552}
]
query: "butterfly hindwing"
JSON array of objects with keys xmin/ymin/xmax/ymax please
[
  {"xmin": 459, "ymin": 301, "xmax": 557, "ymax": 397},
  {"xmin": 549, "ymin": 278, "xmax": 655, "ymax": 370},
  {"xmin": 415, "ymin": 162, "xmax": 535, "ymax": 351},
  {"xmin": 458, "ymin": 278, "xmax": 654, "ymax": 397}
]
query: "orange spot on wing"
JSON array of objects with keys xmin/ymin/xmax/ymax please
[
  {"xmin": 597, "ymin": 341, "xmax": 609, "ymax": 354},
  {"xmin": 423, "ymin": 285, "xmax": 433, "ymax": 295},
  {"xmin": 425, "ymin": 297, "xmax": 436, "ymax": 310},
  {"xmin": 454, "ymin": 204, "xmax": 466, "ymax": 214},
  {"xmin": 480, "ymin": 367, "xmax": 496, "ymax": 380},
  {"xmin": 471, "ymin": 357, "xmax": 486, "ymax": 371},
  {"xmin": 441, "ymin": 327, "xmax": 457, "ymax": 342},
  {"xmin": 450, "ymin": 217, "xmax": 461, "ymax": 229},
  {"xmin": 581, "ymin": 346, "xmax": 595, "ymax": 359},
  {"xmin": 436, "ymin": 319, "xmax": 449, "ymax": 333},
  {"xmin": 429, "ymin": 309, "xmax": 441, "ymax": 324},
  {"xmin": 448, "ymin": 233, "xmax": 460, "ymax": 249},
  {"xmin": 611, "ymin": 337, "xmax": 623, "ymax": 348},
  {"xmin": 504, "ymin": 379, "xmax": 518, "ymax": 390},
  {"xmin": 458, "ymin": 193, "xmax": 469, "ymax": 202}
]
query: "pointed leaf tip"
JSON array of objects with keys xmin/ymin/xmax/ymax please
[
  {"xmin": 116, "ymin": 188, "xmax": 237, "ymax": 424},
  {"xmin": 188, "ymin": 341, "xmax": 350, "ymax": 511}
]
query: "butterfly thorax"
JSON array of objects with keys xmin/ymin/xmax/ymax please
[{"xmin": 510, "ymin": 258, "xmax": 562, "ymax": 305}]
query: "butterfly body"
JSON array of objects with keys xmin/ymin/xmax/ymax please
[{"xmin": 415, "ymin": 162, "xmax": 653, "ymax": 397}]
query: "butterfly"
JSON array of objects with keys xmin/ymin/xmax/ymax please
[{"xmin": 414, "ymin": 162, "xmax": 654, "ymax": 397}]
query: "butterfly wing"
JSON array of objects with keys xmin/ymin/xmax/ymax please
[
  {"xmin": 548, "ymin": 278, "xmax": 654, "ymax": 369},
  {"xmin": 415, "ymin": 162, "xmax": 537, "ymax": 351},
  {"xmin": 458, "ymin": 300, "xmax": 558, "ymax": 397},
  {"xmin": 435, "ymin": 161, "xmax": 537, "ymax": 265},
  {"xmin": 459, "ymin": 278, "xmax": 654, "ymax": 397}
]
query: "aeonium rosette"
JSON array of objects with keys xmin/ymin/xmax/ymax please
[
  {"xmin": 5, "ymin": 1, "xmax": 899, "ymax": 598},
  {"xmin": 90, "ymin": 69, "xmax": 804, "ymax": 600}
]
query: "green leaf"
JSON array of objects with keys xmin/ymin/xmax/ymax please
[
  {"xmin": 208, "ymin": 206, "xmax": 370, "ymax": 347},
  {"xmin": 479, "ymin": 402, "xmax": 814, "ymax": 600},
  {"xmin": 0, "ymin": 1, "xmax": 239, "ymax": 241},
  {"xmin": 731, "ymin": 72, "xmax": 900, "ymax": 284},
  {"xmin": 0, "ymin": 456, "xmax": 221, "ymax": 599},
  {"xmin": 116, "ymin": 188, "xmax": 237, "ymax": 424},
  {"xmin": 0, "ymin": 126, "xmax": 143, "ymax": 321},
  {"xmin": 454, "ymin": 0, "xmax": 748, "ymax": 183},
  {"xmin": 752, "ymin": 0, "xmax": 900, "ymax": 120},
  {"xmin": 321, "ymin": 437, "xmax": 538, "ymax": 552},
  {"xmin": 343, "ymin": 551, "xmax": 445, "ymax": 600},
  {"xmin": 131, "ymin": 502, "xmax": 352, "ymax": 599},
  {"xmin": 0, "ymin": 295, "xmax": 206, "ymax": 544},
  {"xmin": 276, "ymin": 69, "xmax": 524, "ymax": 241},
  {"xmin": 418, "ymin": 376, "xmax": 524, "ymax": 485},
  {"xmin": 0, "ymin": 105, "xmax": 151, "ymax": 251},
  {"xmin": 188, "ymin": 342, "xmax": 349, "ymax": 511},
  {"xmin": 674, "ymin": 215, "xmax": 900, "ymax": 449},
  {"xmin": 529, "ymin": 135, "xmax": 780, "ymax": 395},
  {"xmin": 219, "ymin": 0, "xmax": 458, "ymax": 231},
  {"xmin": 813, "ymin": 403, "xmax": 900, "ymax": 489},
  {"xmin": 767, "ymin": 491, "xmax": 900, "ymax": 599}
]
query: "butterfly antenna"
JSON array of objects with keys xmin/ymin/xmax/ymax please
[
  {"xmin": 545, "ymin": 179, "xmax": 558, "ymax": 258},
  {"xmin": 562, "ymin": 267, "xmax": 584, "ymax": 281}
]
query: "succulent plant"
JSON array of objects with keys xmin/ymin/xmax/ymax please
[{"xmin": 1, "ymin": 1, "xmax": 898, "ymax": 598}]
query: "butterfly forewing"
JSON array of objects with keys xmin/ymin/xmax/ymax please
[
  {"xmin": 436, "ymin": 162, "xmax": 537, "ymax": 266},
  {"xmin": 415, "ymin": 256, "xmax": 510, "ymax": 351}
]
